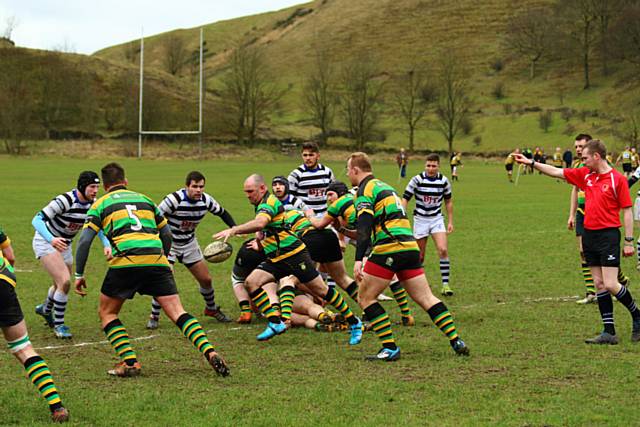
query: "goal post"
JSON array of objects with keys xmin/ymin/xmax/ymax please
[{"xmin": 137, "ymin": 27, "xmax": 204, "ymax": 158}]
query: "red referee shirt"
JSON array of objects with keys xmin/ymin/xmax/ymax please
[{"xmin": 563, "ymin": 166, "xmax": 632, "ymax": 230}]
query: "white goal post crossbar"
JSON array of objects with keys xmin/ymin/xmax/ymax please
[{"xmin": 137, "ymin": 27, "xmax": 204, "ymax": 158}]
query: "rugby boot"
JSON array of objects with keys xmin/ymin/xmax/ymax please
[
  {"xmin": 441, "ymin": 285, "xmax": 454, "ymax": 296},
  {"xmin": 35, "ymin": 304, "xmax": 54, "ymax": 328},
  {"xmin": 146, "ymin": 316, "xmax": 159, "ymax": 330},
  {"xmin": 53, "ymin": 325, "xmax": 72, "ymax": 339},
  {"xmin": 208, "ymin": 352, "xmax": 230, "ymax": 377},
  {"xmin": 204, "ymin": 306, "xmax": 232, "ymax": 323},
  {"xmin": 576, "ymin": 293, "xmax": 597, "ymax": 304},
  {"xmin": 107, "ymin": 361, "xmax": 142, "ymax": 377},
  {"xmin": 632, "ymin": 318, "xmax": 640, "ymax": 342},
  {"xmin": 585, "ymin": 332, "xmax": 619, "ymax": 345},
  {"xmin": 451, "ymin": 338, "xmax": 470, "ymax": 355},
  {"xmin": 401, "ymin": 315, "xmax": 415, "ymax": 326},
  {"xmin": 365, "ymin": 347, "xmax": 401, "ymax": 362},
  {"xmin": 236, "ymin": 312, "xmax": 252, "ymax": 324},
  {"xmin": 257, "ymin": 321, "xmax": 287, "ymax": 341},
  {"xmin": 349, "ymin": 317, "xmax": 363, "ymax": 346},
  {"xmin": 51, "ymin": 407, "xmax": 69, "ymax": 423}
]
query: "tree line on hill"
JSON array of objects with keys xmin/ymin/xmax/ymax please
[{"xmin": 1, "ymin": 0, "xmax": 639, "ymax": 155}]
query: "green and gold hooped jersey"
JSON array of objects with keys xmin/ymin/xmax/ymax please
[
  {"xmin": 0, "ymin": 227, "xmax": 16, "ymax": 287},
  {"xmin": 284, "ymin": 209, "xmax": 313, "ymax": 238},
  {"xmin": 571, "ymin": 160, "xmax": 586, "ymax": 208},
  {"xmin": 85, "ymin": 188, "xmax": 169, "ymax": 268},
  {"xmin": 327, "ymin": 194, "xmax": 357, "ymax": 229},
  {"xmin": 355, "ymin": 176, "xmax": 418, "ymax": 255},
  {"xmin": 255, "ymin": 193, "xmax": 305, "ymax": 262}
]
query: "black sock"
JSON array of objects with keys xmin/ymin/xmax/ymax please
[
  {"xmin": 597, "ymin": 291, "xmax": 616, "ymax": 335},
  {"xmin": 615, "ymin": 286, "xmax": 640, "ymax": 320},
  {"xmin": 345, "ymin": 282, "xmax": 359, "ymax": 301}
]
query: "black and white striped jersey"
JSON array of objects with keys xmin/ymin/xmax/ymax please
[
  {"xmin": 287, "ymin": 164, "xmax": 335, "ymax": 216},
  {"xmin": 158, "ymin": 189, "xmax": 225, "ymax": 245},
  {"xmin": 39, "ymin": 190, "xmax": 92, "ymax": 240},
  {"xmin": 402, "ymin": 172, "xmax": 452, "ymax": 218},
  {"xmin": 279, "ymin": 194, "xmax": 310, "ymax": 212}
]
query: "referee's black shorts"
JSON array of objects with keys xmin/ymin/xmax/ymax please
[
  {"xmin": 582, "ymin": 227, "xmax": 620, "ymax": 267},
  {"xmin": 0, "ymin": 279, "xmax": 24, "ymax": 327},
  {"xmin": 101, "ymin": 266, "xmax": 178, "ymax": 300},
  {"xmin": 301, "ymin": 229, "xmax": 343, "ymax": 263}
]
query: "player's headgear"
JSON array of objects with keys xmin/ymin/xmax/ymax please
[
  {"xmin": 326, "ymin": 181, "xmax": 348, "ymax": 197},
  {"xmin": 271, "ymin": 176, "xmax": 290, "ymax": 194},
  {"xmin": 77, "ymin": 171, "xmax": 100, "ymax": 198}
]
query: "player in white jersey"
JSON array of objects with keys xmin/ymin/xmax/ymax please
[
  {"xmin": 287, "ymin": 141, "xmax": 335, "ymax": 217},
  {"xmin": 33, "ymin": 171, "xmax": 111, "ymax": 339},
  {"xmin": 271, "ymin": 176, "xmax": 314, "ymax": 216},
  {"xmin": 402, "ymin": 154, "xmax": 455, "ymax": 296},
  {"xmin": 146, "ymin": 171, "xmax": 236, "ymax": 329}
]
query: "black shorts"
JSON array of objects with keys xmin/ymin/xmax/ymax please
[
  {"xmin": 0, "ymin": 280, "xmax": 24, "ymax": 327},
  {"xmin": 623, "ymin": 163, "xmax": 632, "ymax": 172},
  {"xmin": 101, "ymin": 266, "xmax": 178, "ymax": 300},
  {"xmin": 582, "ymin": 228, "xmax": 620, "ymax": 267},
  {"xmin": 257, "ymin": 250, "xmax": 319, "ymax": 283},
  {"xmin": 575, "ymin": 210, "xmax": 585, "ymax": 237},
  {"xmin": 505, "ymin": 164, "xmax": 513, "ymax": 172},
  {"xmin": 365, "ymin": 250, "xmax": 424, "ymax": 281},
  {"xmin": 301, "ymin": 229, "xmax": 343, "ymax": 263}
]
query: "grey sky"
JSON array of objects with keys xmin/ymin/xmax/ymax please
[{"xmin": 0, "ymin": 0, "xmax": 304, "ymax": 54}]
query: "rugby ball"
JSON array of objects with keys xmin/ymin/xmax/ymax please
[{"xmin": 203, "ymin": 241, "xmax": 233, "ymax": 263}]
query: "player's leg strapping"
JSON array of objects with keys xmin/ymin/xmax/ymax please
[
  {"xmin": 364, "ymin": 303, "xmax": 397, "ymax": 350},
  {"xmin": 176, "ymin": 313, "xmax": 216, "ymax": 360},
  {"xmin": 104, "ymin": 319, "xmax": 138, "ymax": 366}
]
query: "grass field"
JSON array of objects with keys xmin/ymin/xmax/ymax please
[{"xmin": 0, "ymin": 156, "xmax": 638, "ymax": 426}]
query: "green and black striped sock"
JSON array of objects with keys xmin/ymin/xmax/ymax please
[
  {"xmin": 364, "ymin": 303, "xmax": 397, "ymax": 350},
  {"xmin": 324, "ymin": 286, "xmax": 356, "ymax": 324},
  {"xmin": 104, "ymin": 318, "xmax": 138, "ymax": 366},
  {"xmin": 250, "ymin": 289, "xmax": 281, "ymax": 323},
  {"xmin": 428, "ymin": 302, "xmax": 460, "ymax": 341},
  {"xmin": 390, "ymin": 281, "xmax": 412, "ymax": 317},
  {"xmin": 278, "ymin": 286, "xmax": 296, "ymax": 320},
  {"xmin": 176, "ymin": 313, "xmax": 215, "ymax": 360},
  {"xmin": 24, "ymin": 355, "xmax": 63, "ymax": 412}
]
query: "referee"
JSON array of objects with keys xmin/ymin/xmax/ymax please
[{"xmin": 513, "ymin": 139, "xmax": 640, "ymax": 344}]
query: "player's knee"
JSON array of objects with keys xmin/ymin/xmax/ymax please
[{"xmin": 438, "ymin": 248, "xmax": 448, "ymax": 259}]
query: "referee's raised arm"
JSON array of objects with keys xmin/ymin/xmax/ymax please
[{"xmin": 512, "ymin": 152, "xmax": 565, "ymax": 179}]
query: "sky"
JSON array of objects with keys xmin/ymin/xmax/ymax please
[{"xmin": 0, "ymin": 0, "xmax": 304, "ymax": 54}]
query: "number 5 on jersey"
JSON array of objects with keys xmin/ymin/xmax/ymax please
[{"xmin": 126, "ymin": 204, "xmax": 143, "ymax": 231}]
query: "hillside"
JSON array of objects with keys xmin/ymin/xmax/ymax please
[{"xmin": 26, "ymin": 0, "xmax": 640, "ymax": 154}]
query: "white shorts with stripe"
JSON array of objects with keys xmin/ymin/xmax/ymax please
[
  {"xmin": 32, "ymin": 232, "xmax": 72, "ymax": 265},
  {"xmin": 413, "ymin": 215, "xmax": 446, "ymax": 239}
]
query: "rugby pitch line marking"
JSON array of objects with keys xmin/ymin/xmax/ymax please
[{"xmin": 33, "ymin": 295, "xmax": 581, "ymax": 351}]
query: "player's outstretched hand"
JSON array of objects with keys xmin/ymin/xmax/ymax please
[
  {"xmin": 213, "ymin": 227, "xmax": 235, "ymax": 243},
  {"xmin": 74, "ymin": 278, "xmax": 87, "ymax": 297},
  {"xmin": 512, "ymin": 153, "xmax": 531, "ymax": 165}
]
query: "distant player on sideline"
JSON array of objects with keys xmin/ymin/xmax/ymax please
[
  {"xmin": 514, "ymin": 140, "xmax": 640, "ymax": 345},
  {"xmin": 213, "ymin": 174, "xmax": 363, "ymax": 345},
  {"xmin": 347, "ymin": 152, "xmax": 468, "ymax": 361},
  {"xmin": 616, "ymin": 146, "xmax": 633, "ymax": 178},
  {"xmin": 0, "ymin": 226, "xmax": 69, "ymax": 422},
  {"xmin": 146, "ymin": 171, "xmax": 236, "ymax": 329},
  {"xmin": 402, "ymin": 154, "xmax": 455, "ymax": 296},
  {"xmin": 449, "ymin": 151, "xmax": 462, "ymax": 181},
  {"xmin": 32, "ymin": 171, "xmax": 111, "ymax": 339},
  {"xmin": 74, "ymin": 163, "xmax": 229, "ymax": 377},
  {"xmin": 505, "ymin": 150, "xmax": 517, "ymax": 183},
  {"xmin": 288, "ymin": 141, "xmax": 335, "ymax": 217},
  {"xmin": 396, "ymin": 148, "xmax": 409, "ymax": 179},
  {"xmin": 552, "ymin": 147, "xmax": 563, "ymax": 168}
]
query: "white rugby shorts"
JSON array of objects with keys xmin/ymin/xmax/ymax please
[
  {"xmin": 168, "ymin": 238, "xmax": 204, "ymax": 266},
  {"xmin": 413, "ymin": 215, "xmax": 446, "ymax": 239},
  {"xmin": 32, "ymin": 232, "xmax": 73, "ymax": 265}
]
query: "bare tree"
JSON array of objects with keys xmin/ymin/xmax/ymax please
[
  {"xmin": 0, "ymin": 49, "xmax": 35, "ymax": 153},
  {"xmin": 504, "ymin": 8, "xmax": 555, "ymax": 79},
  {"xmin": 338, "ymin": 54, "xmax": 385, "ymax": 150},
  {"xmin": 220, "ymin": 43, "xmax": 284, "ymax": 144},
  {"xmin": 610, "ymin": 3, "xmax": 640, "ymax": 68},
  {"xmin": 163, "ymin": 34, "xmax": 187, "ymax": 76},
  {"xmin": 123, "ymin": 41, "xmax": 140, "ymax": 64},
  {"xmin": 616, "ymin": 103, "xmax": 640, "ymax": 148},
  {"xmin": 392, "ymin": 64, "xmax": 433, "ymax": 151},
  {"xmin": 556, "ymin": 0, "xmax": 599, "ymax": 89},
  {"xmin": 2, "ymin": 15, "xmax": 18, "ymax": 40},
  {"xmin": 593, "ymin": 0, "xmax": 625, "ymax": 76},
  {"xmin": 434, "ymin": 52, "xmax": 472, "ymax": 156},
  {"xmin": 51, "ymin": 38, "xmax": 76, "ymax": 53},
  {"xmin": 303, "ymin": 47, "xmax": 336, "ymax": 145}
]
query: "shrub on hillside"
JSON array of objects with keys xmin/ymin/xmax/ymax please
[
  {"xmin": 560, "ymin": 108, "xmax": 574, "ymax": 122},
  {"xmin": 473, "ymin": 135, "xmax": 482, "ymax": 146},
  {"xmin": 503, "ymin": 103, "xmax": 512, "ymax": 115},
  {"xmin": 490, "ymin": 58, "xmax": 504, "ymax": 73},
  {"xmin": 492, "ymin": 82, "xmax": 505, "ymax": 99},
  {"xmin": 461, "ymin": 117, "xmax": 473, "ymax": 135},
  {"xmin": 539, "ymin": 110, "xmax": 553, "ymax": 133}
]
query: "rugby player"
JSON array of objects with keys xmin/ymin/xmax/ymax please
[
  {"xmin": 402, "ymin": 154, "xmax": 455, "ymax": 296},
  {"xmin": 288, "ymin": 141, "xmax": 334, "ymax": 218},
  {"xmin": 514, "ymin": 140, "xmax": 640, "ymax": 344},
  {"xmin": 0, "ymin": 226, "xmax": 69, "ymax": 422},
  {"xmin": 569, "ymin": 135, "xmax": 630, "ymax": 304},
  {"xmin": 616, "ymin": 146, "xmax": 633, "ymax": 178},
  {"xmin": 505, "ymin": 150, "xmax": 517, "ymax": 183},
  {"xmin": 32, "ymin": 171, "xmax": 111, "ymax": 339},
  {"xmin": 74, "ymin": 163, "xmax": 229, "ymax": 377},
  {"xmin": 271, "ymin": 175, "xmax": 314, "ymax": 216},
  {"xmin": 309, "ymin": 181, "xmax": 416, "ymax": 325},
  {"xmin": 346, "ymin": 152, "xmax": 469, "ymax": 361},
  {"xmin": 213, "ymin": 174, "xmax": 363, "ymax": 344},
  {"xmin": 146, "ymin": 171, "xmax": 236, "ymax": 329},
  {"xmin": 449, "ymin": 152, "xmax": 461, "ymax": 181}
]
